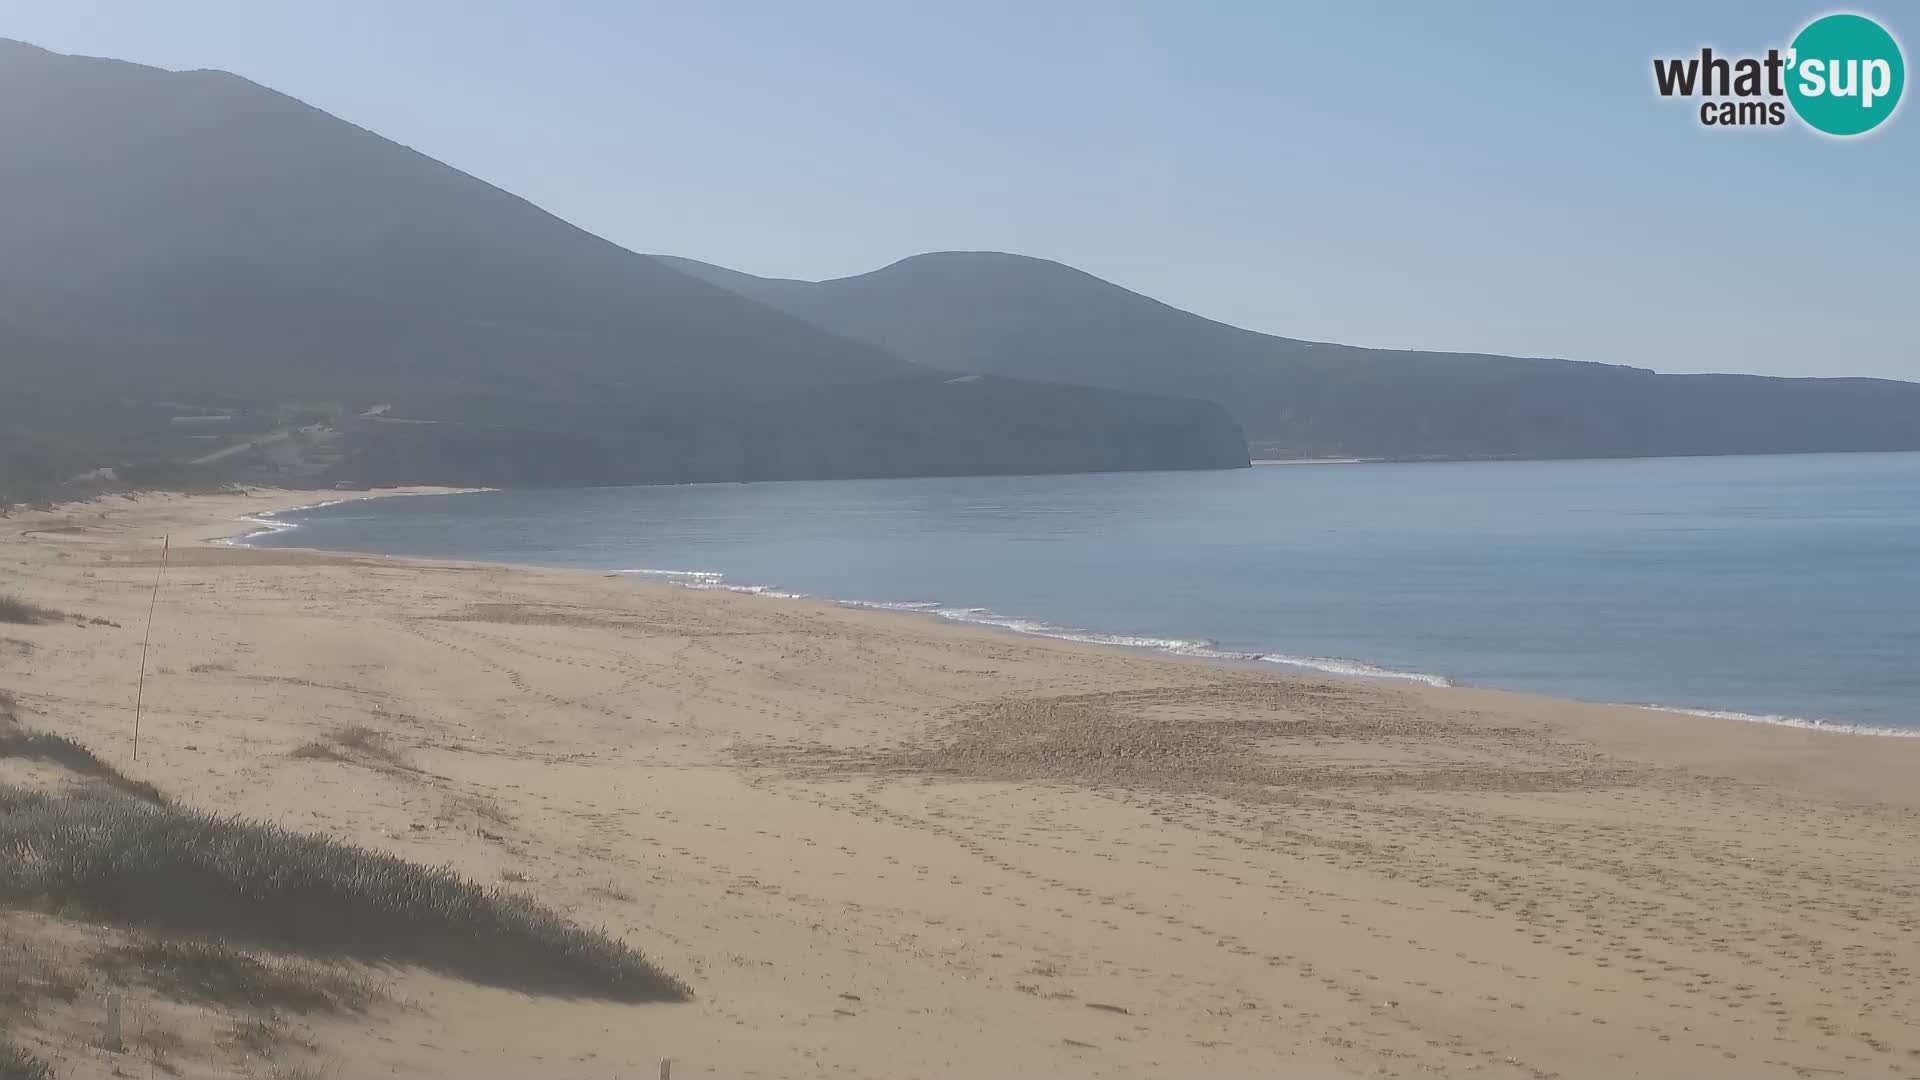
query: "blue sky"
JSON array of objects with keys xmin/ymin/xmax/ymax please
[{"xmin": 5, "ymin": 1, "xmax": 1914, "ymax": 379}]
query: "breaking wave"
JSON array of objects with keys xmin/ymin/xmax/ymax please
[
  {"xmin": 213, "ymin": 502, "xmax": 347, "ymax": 546},
  {"xmin": 616, "ymin": 570, "xmax": 1453, "ymax": 687},
  {"xmin": 1625, "ymin": 704, "xmax": 1920, "ymax": 739}
]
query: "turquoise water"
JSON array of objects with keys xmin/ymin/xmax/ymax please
[{"xmin": 246, "ymin": 452, "xmax": 1920, "ymax": 734}]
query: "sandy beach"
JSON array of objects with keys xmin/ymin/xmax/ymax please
[{"xmin": 3, "ymin": 488, "xmax": 1918, "ymax": 1079}]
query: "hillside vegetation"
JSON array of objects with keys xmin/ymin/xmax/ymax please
[
  {"xmin": 0, "ymin": 40, "xmax": 1245, "ymax": 503},
  {"xmin": 659, "ymin": 251, "xmax": 1920, "ymax": 462}
]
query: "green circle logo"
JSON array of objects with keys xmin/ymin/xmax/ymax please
[{"xmin": 1786, "ymin": 13, "xmax": 1905, "ymax": 135}]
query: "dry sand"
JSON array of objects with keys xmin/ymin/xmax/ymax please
[{"xmin": 2, "ymin": 489, "xmax": 1917, "ymax": 1079}]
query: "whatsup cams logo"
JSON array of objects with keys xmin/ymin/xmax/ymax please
[{"xmin": 1653, "ymin": 12, "xmax": 1905, "ymax": 135}]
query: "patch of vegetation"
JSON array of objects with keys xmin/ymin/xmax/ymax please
[
  {"xmin": 428, "ymin": 791, "xmax": 511, "ymax": 840},
  {"xmin": 329, "ymin": 726, "xmax": 385, "ymax": 755},
  {"xmin": 0, "ymin": 929, "xmax": 84, "ymax": 1023},
  {"xmin": 0, "ymin": 786, "xmax": 685, "ymax": 1002},
  {"xmin": 457, "ymin": 791, "xmax": 511, "ymax": 828},
  {"xmin": 97, "ymin": 938, "xmax": 380, "ymax": 1015},
  {"xmin": 0, "ymin": 731, "xmax": 164, "ymax": 804},
  {"xmin": 287, "ymin": 726, "xmax": 403, "ymax": 769},
  {"xmin": 0, "ymin": 1039, "xmax": 53, "ymax": 1080},
  {"xmin": 0, "ymin": 596, "xmax": 60, "ymax": 626},
  {"xmin": 187, "ymin": 662, "xmax": 232, "ymax": 674},
  {"xmin": 132, "ymin": 1021, "xmax": 186, "ymax": 1072},
  {"xmin": 225, "ymin": 1011, "xmax": 294, "ymax": 1059}
]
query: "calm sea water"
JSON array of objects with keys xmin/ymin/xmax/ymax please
[{"xmin": 246, "ymin": 453, "xmax": 1920, "ymax": 734}]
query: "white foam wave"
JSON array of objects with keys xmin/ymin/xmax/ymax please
[
  {"xmin": 834, "ymin": 600, "xmax": 1455, "ymax": 687},
  {"xmin": 837, "ymin": 599, "xmax": 944, "ymax": 612},
  {"xmin": 216, "ymin": 498, "xmax": 365, "ymax": 547},
  {"xmin": 690, "ymin": 582, "xmax": 810, "ymax": 599},
  {"xmin": 1255, "ymin": 653, "xmax": 1454, "ymax": 687},
  {"xmin": 464, "ymin": 562, "xmax": 1914, "ymax": 737},
  {"xmin": 219, "ymin": 489, "xmax": 492, "ymax": 548},
  {"xmin": 618, "ymin": 568, "xmax": 725, "ymax": 582},
  {"xmin": 1629, "ymin": 704, "xmax": 1919, "ymax": 738},
  {"xmin": 213, "ymin": 511, "xmax": 303, "ymax": 547},
  {"xmin": 619, "ymin": 567, "xmax": 807, "ymax": 599}
]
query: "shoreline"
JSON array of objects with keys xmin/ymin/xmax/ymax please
[
  {"xmin": 243, "ymin": 488, "xmax": 1920, "ymax": 741},
  {"xmin": 5, "ymin": 488, "xmax": 1919, "ymax": 1077},
  {"xmin": 1249, "ymin": 456, "xmax": 1376, "ymax": 465},
  {"xmin": 209, "ymin": 485, "xmax": 494, "ymax": 546}
]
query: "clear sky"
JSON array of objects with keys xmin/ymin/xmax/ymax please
[{"xmin": 4, "ymin": 1, "xmax": 1915, "ymax": 379}]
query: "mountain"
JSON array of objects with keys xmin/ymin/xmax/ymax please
[
  {"xmin": 657, "ymin": 251, "xmax": 1920, "ymax": 462},
  {"xmin": 0, "ymin": 41, "xmax": 1246, "ymax": 502}
]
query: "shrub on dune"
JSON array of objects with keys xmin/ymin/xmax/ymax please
[
  {"xmin": 0, "ymin": 731, "xmax": 164, "ymax": 804},
  {"xmin": 0, "ymin": 596, "xmax": 60, "ymax": 626},
  {"xmin": 0, "ymin": 786, "xmax": 686, "ymax": 1003},
  {"xmin": 0, "ymin": 1038, "xmax": 53, "ymax": 1080}
]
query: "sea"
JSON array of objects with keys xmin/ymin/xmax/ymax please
[{"xmin": 240, "ymin": 452, "xmax": 1920, "ymax": 736}]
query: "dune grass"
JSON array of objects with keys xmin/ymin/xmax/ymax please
[
  {"xmin": 0, "ymin": 596, "xmax": 60, "ymax": 626},
  {"xmin": 289, "ymin": 725, "xmax": 406, "ymax": 769},
  {"xmin": 96, "ymin": 937, "xmax": 383, "ymax": 1015},
  {"xmin": 287, "ymin": 740, "xmax": 340, "ymax": 761},
  {"xmin": 0, "ymin": 1039, "xmax": 53, "ymax": 1080},
  {"xmin": 0, "ymin": 731, "xmax": 165, "ymax": 804},
  {"xmin": 329, "ymin": 725, "xmax": 384, "ymax": 752},
  {"xmin": 0, "ymin": 924, "xmax": 75, "ymax": 1080},
  {"xmin": 0, "ymin": 785, "xmax": 686, "ymax": 1002}
]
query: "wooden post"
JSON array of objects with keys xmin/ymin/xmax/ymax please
[
  {"xmin": 659, "ymin": 1057, "xmax": 672, "ymax": 1080},
  {"xmin": 103, "ymin": 991, "xmax": 124, "ymax": 1052}
]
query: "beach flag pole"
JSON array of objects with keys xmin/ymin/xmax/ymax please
[{"xmin": 133, "ymin": 534, "xmax": 168, "ymax": 761}]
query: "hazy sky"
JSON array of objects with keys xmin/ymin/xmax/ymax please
[{"xmin": 5, "ymin": 1, "xmax": 1915, "ymax": 379}]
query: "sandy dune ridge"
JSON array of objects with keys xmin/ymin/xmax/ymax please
[{"xmin": 2, "ymin": 489, "xmax": 1916, "ymax": 1078}]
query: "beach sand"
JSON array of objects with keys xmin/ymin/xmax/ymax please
[{"xmin": 3, "ymin": 489, "xmax": 1916, "ymax": 1078}]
